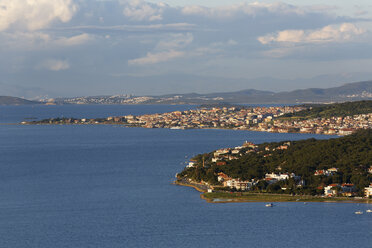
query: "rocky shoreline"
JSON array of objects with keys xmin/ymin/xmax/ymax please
[{"xmin": 175, "ymin": 179, "xmax": 372, "ymax": 204}]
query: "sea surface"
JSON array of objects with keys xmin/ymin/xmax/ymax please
[{"xmin": 0, "ymin": 105, "xmax": 371, "ymax": 248}]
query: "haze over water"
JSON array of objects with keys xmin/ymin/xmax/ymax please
[{"xmin": 0, "ymin": 105, "xmax": 371, "ymax": 248}]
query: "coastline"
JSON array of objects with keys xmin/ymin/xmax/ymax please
[
  {"xmin": 19, "ymin": 121, "xmax": 337, "ymax": 136},
  {"xmin": 175, "ymin": 180, "xmax": 372, "ymax": 204},
  {"xmin": 173, "ymin": 179, "xmax": 208, "ymax": 193}
]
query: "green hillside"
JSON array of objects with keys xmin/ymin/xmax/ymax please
[
  {"xmin": 178, "ymin": 129, "xmax": 372, "ymax": 196},
  {"xmin": 280, "ymin": 100, "xmax": 372, "ymax": 120}
]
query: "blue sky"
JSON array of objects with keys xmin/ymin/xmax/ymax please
[{"xmin": 1, "ymin": 0, "xmax": 372, "ymax": 98}]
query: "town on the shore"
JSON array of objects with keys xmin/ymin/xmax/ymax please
[
  {"xmin": 23, "ymin": 105, "xmax": 372, "ymax": 136},
  {"xmin": 20, "ymin": 100, "xmax": 372, "ymax": 201}
]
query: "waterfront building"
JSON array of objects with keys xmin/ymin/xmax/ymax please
[
  {"xmin": 225, "ymin": 179, "xmax": 254, "ymax": 191},
  {"xmin": 365, "ymin": 184, "xmax": 372, "ymax": 198},
  {"xmin": 324, "ymin": 184, "xmax": 339, "ymax": 196}
]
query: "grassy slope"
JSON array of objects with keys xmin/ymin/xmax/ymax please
[{"xmin": 201, "ymin": 192, "xmax": 371, "ymax": 203}]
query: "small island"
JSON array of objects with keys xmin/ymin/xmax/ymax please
[{"xmin": 175, "ymin": 129, "xmax": 372, "ymax": 203}]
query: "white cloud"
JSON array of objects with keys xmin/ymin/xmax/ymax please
[
  {"xmin": 0, "ymin": 0, "xmax": 77, "ymax": 31},
  {"xmin": 0, "ymin": 32, "xmax": 92, "ymax": 50},
  {"xmin": 156, "ymin": 33, "xmax": 193, "ymax": 50},
  {"xmin": 261, "ymin": 46, "xmax": 303, "ymax": 58},
  {"xmin": 210, "ymin": 39, "xmax": 238, "ymax": 47},
  {"xmin": 128, "ymin": 50, "xmax": 184, "ymax": 65},
  {"xmin": 4, "ymin": 31, "xmax": 51, "ymax": 43},
  {"xmin": 55, "ymin": 33, "xmax": 92, "ymax": 46},
  {"xmin": 122, "ymin": 0, "xmax": 166, "ymax": 21},
  {"xmin": 38, "ymin": 59, "xmax": 70, "ymax": 71},
  {"xmin": 0, "ymin": 31, "xmax": 51, "ymax": 50},
  {"xmin": 258, "ymin": 23, "xmax": 366, "ymax": 44},
  {"xmin": 189, "ymin": 39, "xmax": 238, "ymax": 57},
  {"xmin": 227, "ymin": 39, "xmax": 238, "ymax": 46},
  {"xmin": 181, "ymin": 2, "xmax": 315, "ymax": 19},
  {"xmin": 128, "ymin": 34, "xmax": 237, "ymax": 66},
  {"xmin": 1, "ymin": 0, "xmax": 370, "ymax": 94},
  {"xmin": 56, "ymin": 23, "xmax": 196, "ymax": 32},
  {"xmin": 129, "ymin": 32, "xmax": 193, "ymax": 65}
]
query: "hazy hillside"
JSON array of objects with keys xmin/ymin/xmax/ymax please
[
  {"xmin": 5, "ymin": 80, "xmax": 372, "ymax": 105},
  {"xmin": 192, "ymin": 80, "xmax": 372, "ymax": 104},
  {"xmin": 145, "ymin": 80, "xmax": 372, "ymax": 104},
  {"xmin": 269, "ymin": 80, "xmax": 372, "ymax": 103},
  {"xmin": 281, "ymin": 100, "xmax": 372, "ymax": 119},
  {"xmin": 0, "ymin": 96, "xmax": 40, "ymax": 105}
]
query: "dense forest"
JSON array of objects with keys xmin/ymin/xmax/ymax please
[
  {"xmin": 280, "ymin": 100, "xmax": 372, "ymax": 120},
  {"xmin": 177, "ymin": 129, "xmax": 372, "ymax": 196}
]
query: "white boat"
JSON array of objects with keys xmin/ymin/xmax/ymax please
[
  {"xmin": 170, "ymin": 126, "xmax": 185, "ymax": 130},
  {"xmin": 366, "ymin": 209, "xmax": 372, "ymax": 213},
  {"xmin": 355, "ymin": 211, "xmax": 363, "ymax": 215},
  {"xmin": 265, "ymin": 203, "xmax": 273, "ymax": 207}
]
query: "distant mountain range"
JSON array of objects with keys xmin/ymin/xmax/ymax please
[
  {"xmin": 1, "ymin": 80, "xmax": 372, "ymax": 105},
  {"xmin": 0, "ymin": 96, "xmax": 41, "ymax": 105},
  {"xmin": 53, "ymin": 80, "xmax": 372, "ymax": 105}
]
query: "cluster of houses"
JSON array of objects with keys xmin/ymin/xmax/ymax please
[
  {"xmin": 124, "ymin": 107, "xmax": 372, "ymax": 135},
  {"xmin": 264, "ymin": 172, "xmax": 303, "ymax": 186},
  {"xmin": 255, "ymin": 113, "xmax": 372, "ymax": 135},
  {"xmin": 188, "ymin": 141, "xmax": 306, "ymax": 192},
  {"xmin": 185, "ymin": 141, "xmax": 372, "ymax": 198},
  {"xmin": 323, "ymin": 183, "xmax": 357, "ymax": 197},
  {"xmin": 186, "ymin": 142, "xmax": 255, "ymax": 169},
  {"xmin": 123, "ymin": 106, "xmax": 306, "ymax": 130},
  {"xmin": 319, "ymin": 166, "xmax": 372, "ymax": 197},
  {"xmin": 217, "ymin": 172, "xmax": 256, "ymax": 191},
  {"xmin": 210, "ymin": 141, "xmax": 258, "ymax": 164},
  {"xmin": 215, "ymin": 169, "xmax": 372, "ymax": 197},
  {"xmin": 26, "ymin": 105, "xmax": 372, "ymax": 137},
  {"xmin": 214, "ymin": 171, "xmax": 304, "ymax": 191},
  {"xmin": 314, "ymin": 168, "xmax": 338, "ymax": 176},
  {"xmin": 321, "ymin": 182, "xmax": 372, "ymax": 198}
]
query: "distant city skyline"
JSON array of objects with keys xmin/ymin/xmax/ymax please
[{"xmin": 1, "ymin": 0, "xmax": 372, "ymax": 98}]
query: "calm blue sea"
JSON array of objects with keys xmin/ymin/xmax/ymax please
[{"xmin": 0, "ymin": 105, "xmax": 371, "ymax": 248}]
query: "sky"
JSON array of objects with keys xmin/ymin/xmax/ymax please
[{"xmin": 1, "ymin": 0, "xmax": 372, "ymax": 98}]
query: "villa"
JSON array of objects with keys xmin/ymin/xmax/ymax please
[{"xmin": 365, "ymin": 184, "xmax": 372, "ymax": 198}]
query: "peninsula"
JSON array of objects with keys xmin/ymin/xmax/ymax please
[
  {"xmin": 175, "ymin": 129, "xmax": 372, "ymax": 203},
  {"xmin": 22, "ymin": 100, "xmax": 372, "ymax": 136},
  {"xmin": 0, "ymin": 96, "xmax": 41, "ymax": 105},
  {"xmin": 19, "ymin": 100, "xmax": 372, "ymax": 203}
]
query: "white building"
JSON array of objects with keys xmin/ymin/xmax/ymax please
[
  {"xmin": 265, "ymin": 173, "xmax": 296, "ymax": 181},
  {"xmin": 186, "ymin": 161, "xmax": 196, "ymax": 168},
  {"xmin": 324, "ymin": 184, "xmax": 339, "ymax": 196},
  {"xmin": 225, "ymin": 179, "xmax": 255, "ymax": 191},
  {"xmin": 314, "ymin": 168, "xmax": 337, "ymax": 176},
  {"xmin": 231, "ymin": 149, "xmax": 240, "ymax": 154},
  {"xmin": 365, "ymin": 184, "xmax": 372, "ymax": 198},
  {"xmin": 214, "ymin": 148, "xmax": 230, "ymax": 157},
  {"xmin": 211, "ymin": 158, "xmax": 218, "ymax": 163}
]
